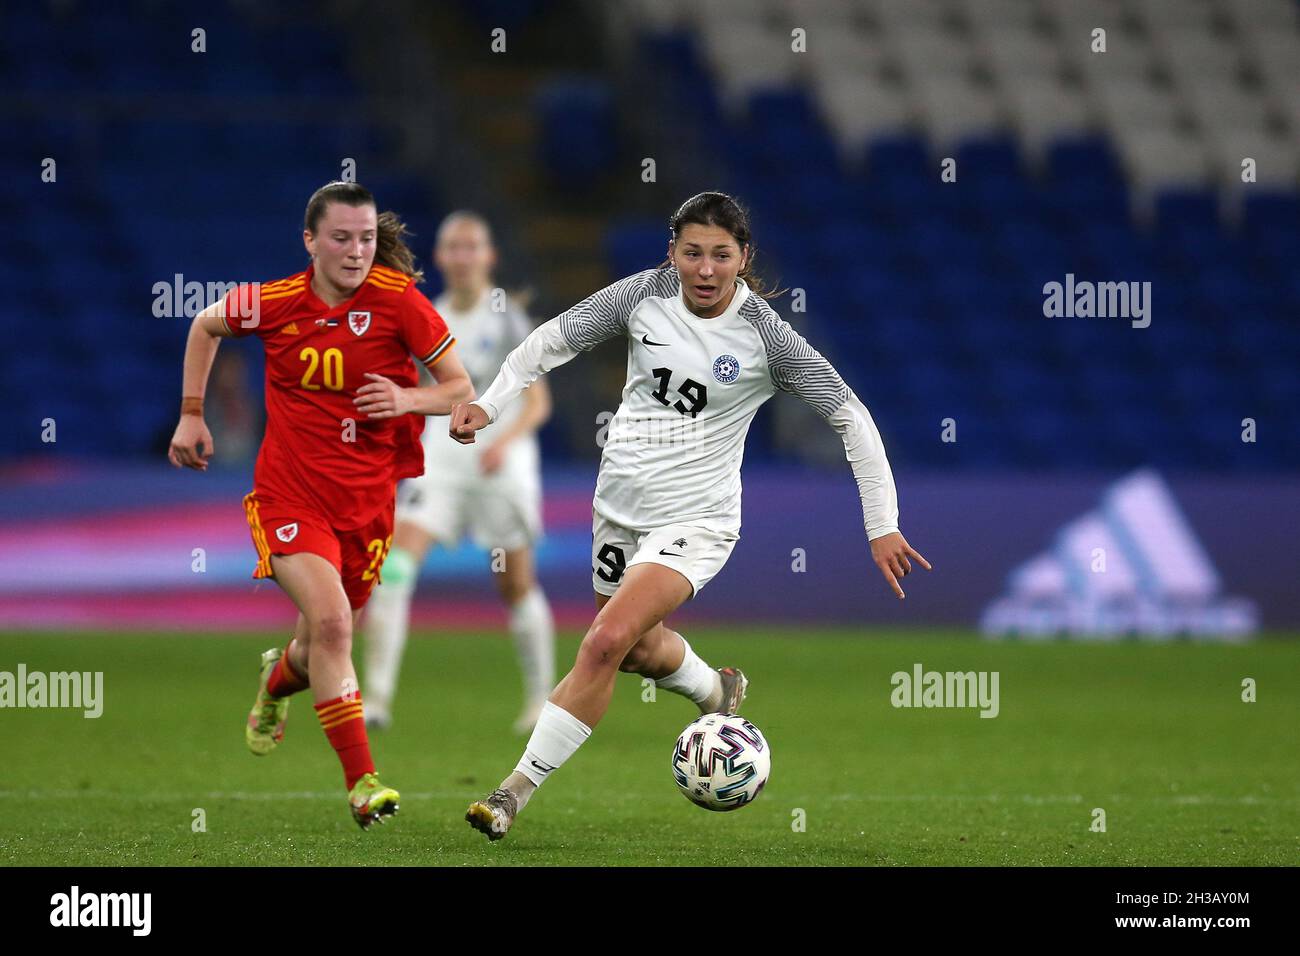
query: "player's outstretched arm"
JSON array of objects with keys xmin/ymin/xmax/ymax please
[
  {"xmin": 168, "ymin": 303, "xmax": 230, "ymax": 471},
  {"xmin": 457, "ymin": 315, "xmax": 579, "ymax": 442}
]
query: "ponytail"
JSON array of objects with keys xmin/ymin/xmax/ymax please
[{"xmin": 374, "ymin": 209, "xmax": 423, "ymax": 282}]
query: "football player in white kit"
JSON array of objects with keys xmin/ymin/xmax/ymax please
[
  {"xmin": 453, "ymin": 193, "xmax": 930, "ymax": 840},
  {"xmin": 362, "ymin": 211, "xmax": 556, "ymax": 733}
]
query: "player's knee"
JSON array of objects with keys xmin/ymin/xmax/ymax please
[
  {"xmin": 578, "ymin": 619, "xmax": 638, "ymax": 671},
  {"xmin": 499, "ymin": 575, "xmax": 531, "ymax": 605},
  {"xmin": 307, "ymin": 608, "xmax": 353, "ymax": 656}
]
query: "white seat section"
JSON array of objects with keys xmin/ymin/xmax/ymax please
[
  {"xmin": 616, "ymin": 0, "xmax": 1298, "ymax": 204},
  {"xmin": 1211, "ymin": 130, "xmax": 1300, "ymax": 194},
  {"xmin": 866, "ymin": 0, "xmax": 955, "ymax": 32},
  {"xmin": 1272, "ymin": 97, "xmax": 1300, "ymax": 151},
  {"xmin": 1222, "ymin": 0, "xmax": 1299, "ymax": 33},
  {"xmin": 1067, "ymin": 26, "xmax": 1157, "ymax": 80},
  {"xmin": 803, "ymin": 29, "xmax": 890, "ymax": 82},
  {"xmin": 1116, "ymin": 126, "xmax": 1213, "ymax": 197},
  {"xmin": 1183, "ymin": 78, "xmax": 1273, "ymax": 137},
  {"xmin": 699, "ymin": 23, "xmax": 798, "ymax": 107},
  {"xmin": 958, "ymin": 0, "xmax": 1042, "ymax": 32},
  {"xmin": 1089, "ymin": 72, "xmax": 1180, "ymax": 132},
  {"xmin": 818, "ymin": 76, "xmax": 915, "ymax": 155},
  {"xmin": 892, "ymin": 27, "xmax": 974, "ymax": 79},
  {"xmin": 1131, "ymin": 0, "xmax": 1220, "ymax": 34},
  {"xmin": 1241, "ymin": 30, "xmax": 1300, "ymax": 89},
  {"xmin": 1044, "ymin": 0, "xmax": 1133, "ymax": 76},
  {"xmin": 1039, "ymin": 0, "xmax": 1128, "ymax": 38},
  {"xmin": 1155, "ymin": 29, "xmax": 1242, "ymax": 86},
  {"xmin": 1003, "ymin": 77, "xmax": 1094, "ymax": 158},
  {"xmin": 980, "ymin": 25, "xmax": 1066, "ymax": 80},
  {"xmin": 911, "ymin": 77, "xmax": 1005, "ymax": 147},
  {"xmin": 684, "ymin": 0, "xmax": 779, "ymax": 26},
  {"xmin": 778, "ymin": 0, "xmax": 863, "ymax": 30}
]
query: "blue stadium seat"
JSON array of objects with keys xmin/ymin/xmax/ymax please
[{"xmin": 535, "ymin": 79, "xmax": 618, "ymax": 187}]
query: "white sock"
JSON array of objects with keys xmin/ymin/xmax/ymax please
[
  {"xmin": 513, "ymin": 701, "xmax": 591, "ymax": 788},
  {"xmin": 362, "ymin": 546, "xmax": 418, "ymax": 717},
  {"xmin": 509, "ymin": 585, "xmax": 555, "ymax": 708},
  {"xmin": 656, "ymin": 634, "xmax": 722, "ymax": 711}
]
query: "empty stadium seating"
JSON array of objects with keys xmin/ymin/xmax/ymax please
[
  {"xmin": 605, "ymin": 0, "xmax": 1299, "ymax": 469},
  {"xmin": 5, "ymin": 0, "xmax": 1296, "ymax": 472},
  {"xmin": 3, "ymin": 1, "xmax": 443, "ymax": 460}
]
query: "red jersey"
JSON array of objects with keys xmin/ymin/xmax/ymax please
[{"xmin": 222, "ymin": 263, "xmax": 455, "ymax": 529}]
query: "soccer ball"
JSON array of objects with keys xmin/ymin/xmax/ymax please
[{"xmin": 671, "ymin": 713, "xmax": 771, "ymax": 811}]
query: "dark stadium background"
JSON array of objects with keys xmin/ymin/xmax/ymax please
[{"xmin": 2, "ymin": 0, "xmax": 1297, "ymax": 635}]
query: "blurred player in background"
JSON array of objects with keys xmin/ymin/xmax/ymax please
[
  {"xmin": 452, "ymin": 191, "xmax": 929, "ymax": 840},
  {"xmin": 168, "ymin": 182, "xmax": 473, "ymax": 828},
  {"xmin": 363, "ymin": 212, "xmax": 555, "ymax": 734}
]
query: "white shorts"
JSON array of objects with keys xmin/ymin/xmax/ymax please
[
  {"xmin": 591, "ymin": 510, "xmax": 738, "ymax": 598},
  {"xmin": 396, "ymin": 471, "xmax": 542, "ymax": 552}
]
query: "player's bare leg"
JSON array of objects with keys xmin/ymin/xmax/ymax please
[
  {"xmin": 270, "ymin": 552, "xmax": 398, "ymax": 829},
  {"xmin": 552, "ymin": 563, "xmax": 693, "ymax": 726},
  {"xmin": 361, "ymin": 520, "xmax": 433, "ymax": 729},
  {"xmin": 271, "ymin": 554, "xmax": 359, "ymax": 704},
  {"xmin": 616, "ymin": 612, "xmax": 747, "ymax": 716},
  {"xmin": 496, "ymin": 546, "xmax": 555, "ymax": 734},
  {"xmin": 467, "ymin": 563, "xmax": 691, "ymax": 841}
]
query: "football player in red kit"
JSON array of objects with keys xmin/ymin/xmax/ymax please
[{"xmin": 168, "ymin": 181, "xmax": 474, "ymax": 828}]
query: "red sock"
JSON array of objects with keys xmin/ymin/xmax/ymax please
[
  {"xmin": 266, "ymin": 643, "xmax": 309, "ymax": 698},
  {"xmin": 315, "ymin": 694, "xmax": 374, "ymax": 790}
]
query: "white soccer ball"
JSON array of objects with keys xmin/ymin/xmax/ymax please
[{"xmin": 671, "ymin": 713, "xmax": 771, "ymax": 811}]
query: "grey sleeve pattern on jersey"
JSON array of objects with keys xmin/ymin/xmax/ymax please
[
  {"xmin": 740, "ymin": 295, "xmax": 849, "ymax": 418},
  {"xmin": 558, "ymin": 267, "xmax": 680, "ymax": 352}
]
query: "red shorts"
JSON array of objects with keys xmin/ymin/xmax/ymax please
[{"xmin": 242, "ymin": 491, "xmax": 394, "ymax": 610}]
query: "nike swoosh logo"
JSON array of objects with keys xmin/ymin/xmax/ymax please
[
  {"xmin": 641, "ymin": 334, "xmax": 670, "ymax": 347},
  {"xmin": 658, "ymin": 549, "xmax": 685, "ymax": 557},
  {"xmin": 530, "ymin": 759, "xmax": 556, "ymax": 774}
]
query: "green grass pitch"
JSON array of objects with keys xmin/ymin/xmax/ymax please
[{"xmin": 1, "ymin": 629, "xmax": 1296, "ymax": 866}]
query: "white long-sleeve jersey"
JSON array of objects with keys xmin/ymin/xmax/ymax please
[{"xmin": 471, "ymin": 266, "xmax": 899, "ymax": 539}]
